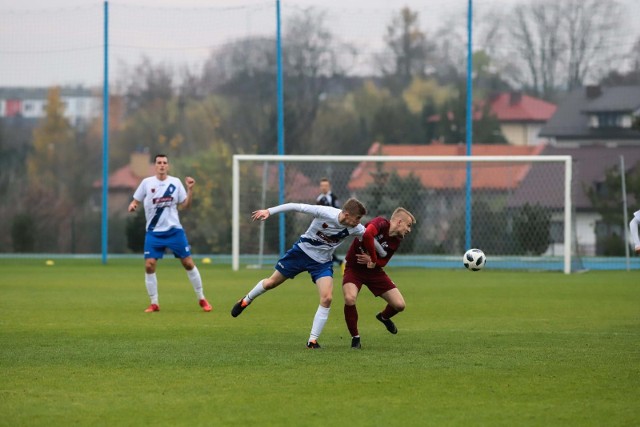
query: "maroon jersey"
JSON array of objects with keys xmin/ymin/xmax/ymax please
[{"xmin": 345, "ymin": 216, "xmax": 401, "ymax": 270}]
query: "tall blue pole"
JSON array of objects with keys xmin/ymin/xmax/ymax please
[
  {"xmin": 464, "ymin": 0, "xmax": 473, "ymax": 250},
  {"xmin": 101, "ymin": 0, "xmax": 109, "ymax": 264},
  {"xmin": 276, "ymin": 0, "xmax": 285, "ymax": 257}
]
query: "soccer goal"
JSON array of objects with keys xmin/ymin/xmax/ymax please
[{"xmin": 232, "ymin": 154, "xmax": 574, "ymax": 273}]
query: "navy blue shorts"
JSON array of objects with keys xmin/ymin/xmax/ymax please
[
  {"xmin": 275, "ymin": 244, "xmax": 333, "ymax": 283},
  {"xmin": 144, "ymin": 228, "xmax": 191, "ymax": 260}
]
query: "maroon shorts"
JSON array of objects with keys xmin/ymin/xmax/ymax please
[{"xmin": 342, "ymin": 267, "xmax": 397, "ymax": 297}]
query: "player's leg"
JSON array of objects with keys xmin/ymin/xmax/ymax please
[
  {"xmin": 307, "ymin": 275, "xmax": 333, "ymax": 349},
  {"xmin": 178, "ymin": 256, "xmax": 211, "ymax": 312},
  {"xmin": 171, "ymin": 229, "xmax": 211, "ymax": 312},
  {"xmin": 365, "ymin": 272, "xmax": 402, "ymax": 334},
  {"xmin": 232, "ymin": 245, "xmax": 306, "ymax": 317},
  {"xmin": 143, "ymin": 232, "xmax": 163, "ymax": 312},
  {"xmin": 144, "ymin": 258, "xmax": 160, "ymax": 312},
  {"xmin": 376, "ymin": 288, "xmax": 405, "ymax": 334},
  {"xmin": 230, "ymin": 270, "xmax": 287, "ymax": 317},
  {"xmin": 343, "ymin": 281, "xmax": 361, "ymax": 349}
]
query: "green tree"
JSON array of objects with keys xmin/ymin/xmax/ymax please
[
  {"xmin": 513, "ymin": 203, "xmax": 551, "ymax": 255},
  {"xmin": 202, "ymin": 37, "xmax": 277, "ymax": 154},
  {"xmin": 305, "ymin": 98, "xmax": 368, "ymax": 155},
  {"xmin": 28, "ymin": 87, "xmax": 75, "ymax": 195},
  {"xmin": 0, "ymin": 118, "xmax": 29, "ymax": 198},
  {"xmin": 449, "ymin": 199, "xmax": 512, "ymax": 255},
  {"xmin": 371, "ymin": 99, "xmax": 425, "ymax": 145},
  {"xmin": 126, "ymin": 209, "xmax": 146, "ymax": 252},
  {"xmin": 586, "ymin": 162, "xmax": 640, "ymax": 255},
  {"xmin": 356, "ymin": 171, "xmax": 425, "ymax": 253},
  {"xmin": 26, "ymin": 87, "xmax": 84, "ymax": 252},
  {"xmin": 173, "ymin": 142, "xmax": 234, "ymax": 254},
  {"xmin": 435, "ymin": 84, "xmax": 507, "ymax": 145},
  {"xmin": 11, "ymin": 213, "xmax": 35, "ymax": 253},
  {"xmin": 112, "ymin": 59, "xmax": 191, "ymax": 168}
]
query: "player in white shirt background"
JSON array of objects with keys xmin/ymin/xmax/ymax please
[
  {"xmin": 128, "ymin": 154, "xmax": 212, "ymax": 313},
  {"xmin": 230, "ymin": 198, "xmax": 377, "ymax": 349},
  {"xmin": 630, "ymin": 209, "xmax": 640, "ymax": 255}
]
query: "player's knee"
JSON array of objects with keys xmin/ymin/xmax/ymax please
[
  {"xmin": 320, "ymin": 294, "xmax": 332, "ymax": 307},
  {"xmin": 263, "ymin": 279, "xmax": 276, "ymax": 290},
  {"xmin": 343, "ymin": 294, "xmax": 357, "ymax": 306},
  {"xmin": 145, "ymin": 259, "xmax": 156, "ymax": 273},
  {"xmin": 394, "ymin": 301, "xmax": 406, "ymax": 312}
]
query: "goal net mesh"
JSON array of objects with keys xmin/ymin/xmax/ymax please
[{"xmin": 234, "ymin": 155, "xmax": 573, "ymax": 272}]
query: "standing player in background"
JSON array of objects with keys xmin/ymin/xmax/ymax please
[
  {"xmin": 316, "ymin": 177, "xmax": 344, "ymax": 267},
  {"xmin": 343, "ymin": 207, "xmax": 416, "ymax": 349},
  {"xmin": 128, "ymin": 154, "xmax": 212, "ymax": 313},
  {"xmin": 230, "ymin": 198, "xmax": 376, "ymax": 349},
  {"xmin": 630, "ymin": 209, "xmax": 640, "ymax": 255}
]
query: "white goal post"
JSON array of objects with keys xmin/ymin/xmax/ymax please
[{"xmin": 232, "ymin": 154, "xmax": 573, "ymax": 273}]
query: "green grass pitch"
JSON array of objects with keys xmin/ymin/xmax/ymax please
[{"xmin": 0, "ymin": 258, "xmax": 638, "ymax": 426}]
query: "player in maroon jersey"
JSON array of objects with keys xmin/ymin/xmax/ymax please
[{"xmin": 342, "ymin": 207, "xmax": 416, "ymax": 349}]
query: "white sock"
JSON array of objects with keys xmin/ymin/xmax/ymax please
[
  {"xmin": 309, "ymin": 305, "xmax": 330, "ymax": 342},
  {"xmin": 187, "ymin": 266, "xmax": 205, "ymax": 300},
  {"xmin": 245, "ymin": 280, "xmax": 267, "ymax": 303},
  {"xmin": 145, "ymin": 273, "xmax": 158, "ymax": 305}
]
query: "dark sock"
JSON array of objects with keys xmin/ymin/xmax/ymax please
[
  {"xmin": 344, "ymin": 304, "xmax": 359, "ymax": 337},
  {"xmin": 381, "ymin": 304, "xmax": 399, "ymax": 320}
]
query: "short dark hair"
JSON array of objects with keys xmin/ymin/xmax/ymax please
[
  {"xmin": 154, "ymin": 154, "xmax": 168, "ymax": 162},
  {"xmin": 342, "ymin": 198, "xmax": 366, "ymax": 217}
]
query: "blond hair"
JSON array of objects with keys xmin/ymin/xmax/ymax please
[{"xmin": 391, "ymin": 207, "xmax": 416, "ymax": 224}]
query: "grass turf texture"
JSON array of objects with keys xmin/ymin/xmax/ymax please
[{"xmin": 0, "ymin": 259, "xmax": 638, "ymax": 427}]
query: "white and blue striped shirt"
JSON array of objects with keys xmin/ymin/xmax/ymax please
[{"xmin": 268, "ymin": 203, "xmax": 365, "ymax": 263}]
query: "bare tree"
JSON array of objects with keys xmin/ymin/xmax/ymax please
[
  {"xmin": 380, "ymin": 7, "xmax": 433, "ymax": 94},
  {"xmin": 563, "ymin": 0, "xmax": 623, "ymax": 89},
  {"xmin": 631, "ymin": 36, "xmax": 640, "ymax": 73},
  {"xmin": 509, "ymin": 1, "xmax": 564, "ymax": 98},
  {"xmin": 284, "ymin": 8, "xmax": 346, "ymax": 153},
  {"xmin": 506, "ymin": 0, "xmax": 624, "ymax": 98}
]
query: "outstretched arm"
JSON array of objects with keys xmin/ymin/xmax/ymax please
[
  {"xmin": 253, "ymin": 203, "xmax": 319, "ymax": 221},
  {"xmin": 252, "ymin": 209, "xmax": 271, "ymax": 221}
]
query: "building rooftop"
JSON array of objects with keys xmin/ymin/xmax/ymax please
[
  {"xmin": 489, "ymin": 92, "xmax": 557, "ymax": 122},
  {"xmin": 348, "ymin": 142, "xmax": 546, "ymax": 191}
]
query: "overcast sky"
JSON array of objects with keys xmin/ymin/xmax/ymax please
[{"xmin": 1, "ymin": 0, "xmax": 639, "ymax": 87}]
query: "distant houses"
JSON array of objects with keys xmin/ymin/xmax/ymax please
[
  {"xmin": 540, "ymin": 85, "xmax": 640, "ymax": 146},
  {"xmin": 489, "ymin": 92, "xmax": 556, "ymax": 146},
  {"xmin": 345, "ymin": 86, "xmax": 640, "ymax": 256},
  {"xmin": 0, "ymin": 86, "xmax": 101, "ymax": 128}
]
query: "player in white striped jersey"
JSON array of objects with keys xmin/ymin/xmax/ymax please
[
  {"xmin": 630, "ymin": 209, "xmax": 640, "ymax": 255},
  {"xmin": 128, "ymin": 154, "xmax": 212, "ymax": 313},
  {"xmin": 231, "ymin": 198, "xmax": 377, "ymax": 349}
]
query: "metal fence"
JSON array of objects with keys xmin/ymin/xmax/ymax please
[{"xmin": 1, "ymin": 1, "xmax": 639, "ymax": 270}]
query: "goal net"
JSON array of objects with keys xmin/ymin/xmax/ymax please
[{"xmin": 232, "ymin": 154, "xmax": 574, "ymax": 273}]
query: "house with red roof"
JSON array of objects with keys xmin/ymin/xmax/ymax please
[
  {"xmin": 93, "ymin": 152, "xmax": 155, "ymax": 216},
  {"xmin": 346, "ymin": 142, "xmax": 551, "ymax": 256},
  {"xmin": 489, "ymin": 92, "xmax": 557, "ymax": 146},
  {"xmin": 348, "ymin": 142, "xmax": 546, "ymax": 192},
  {"xmin": 427, "ymin": 92, "xmax": 556, "ymax": 146}
]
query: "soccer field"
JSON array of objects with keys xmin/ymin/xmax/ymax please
[{"xmin": 0, "ymin": 259, "xmax": 638, "ymax": 427}]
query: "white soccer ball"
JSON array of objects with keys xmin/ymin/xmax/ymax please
[{"xmin": 463, "ymin": 248, "xmax": 486, "ymax": 271}]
